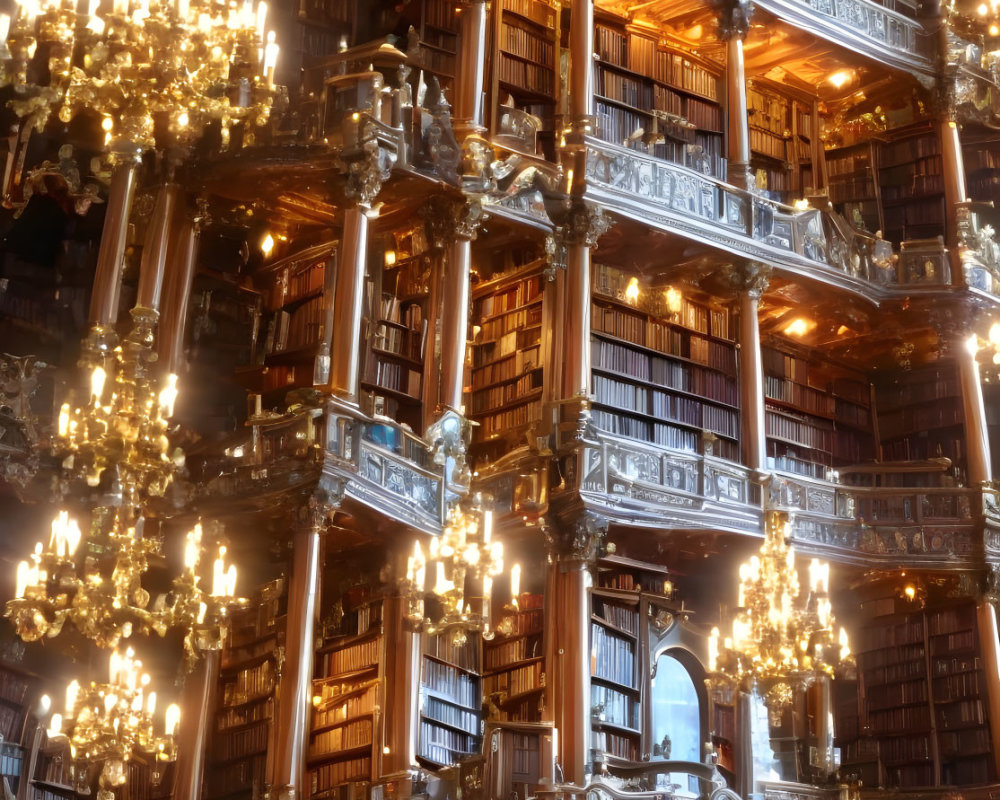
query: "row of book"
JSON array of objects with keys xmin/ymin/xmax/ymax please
[
  {"xmin": 479, "ymin": 304, "xmax": 542, "ymax": 342},
  {"xmin": 271, "ymin": 258, "xmax": 326, "ymax": 310},
  {"xmin": 862, "ymin": 657, "xmax": 926, "ymax": 688},
  {"xmin": 230, "ymin": 584, "xmax": 285, "ymax": 644},
  {"xmin": 937, "ymin": 699, "xmax": 986, "ymax": 729},
  {"xmin": 0, "ymin": 745, "xmax": 21, "ymax": 779},
  {"xmin": 501, "ymin": 22, "xmax": 554, "ymax": 65},
  {"xmin": 0, "ymin": 705, "xmax": 23, "ymax": 745},
  {"xmin": 767, "ymin": 454, "xmax": 827, "ymax": 479},
  {"xmin": 269, "ymin": 297, "xmax": 324, "ymax": 354},
  {"xmin": 835, "ymin": 398, "xmax": 871, "ymax": 427},
  {"xmin": 931, "ymin": 630, "xmax": 977, "ymax": 656},
  {"xmin": 857, "ymin": 618, "xmax": 925, "ymax": 652},
  {"xmin": 879, "ymin": 403, "xmax": 963, "ymax": 439},
  {"xmin": 222, "ymin": 661, "xmax": 276, "ymax": 707},
  {"xmin": 591, "ymin": 624, "xmax": 636, "ymax": 688},
  {"xmin": 498, "ymin": 53, "xmax": 555, "ymax": 96},
  {"xmin": 879, "ymin": 734, "xmax": 930, "ymax": 763},
  {"xmin": 882, "ymin": 434, "xmax": 964, "ymax": 463},
  {"xmin": 419, "ymin": 45, "xmax": 457, "ymax": 78},
  {"xmin": 765, "ymin": 376, "xmax": 835, "ymax": 415},
  {"xmin": 598, "ymin": 572, "xmax": 670, "ymax": 595},
  {"xmin": 866, "ymin": 704, "xmax": 931, "ymax": 734},
  {"xmin": 593, "ymin": 599, "xmax": 639, "ymax": 636},
  {"xmin": 591, "ymin": 684, "xmax": 638, "ymax": 730},
  {"xmin": 595, "ymin": 101, "xmax": 648, "ymax": 147},
  {"xmin": 766, "ymin": 408, "xmax": 834, "ymax": 452},
  {"xmin": 483, "ymin": 660, "xmax": 543, "ymax": 699},
  {"xmin": 214, "ymin": 719, "xmax": 270, "ymax": 761},
  {"xmin": 928, "ymin": 606, "xmax": 977, "ymax": 634},
  {"xmin": 473, "ymin": 399, "xmax": 542, "ymax": 436},
  {"xmin": 308, "ymin": 756, "xmax": 371, "ymax": 796},
  {"xmin": 206, "ymin": 753, "xmax": 267, "ymax": 796},
  {"xmin": 424, "ymin": 0, "xmax": 458, "ymax": 30},
  {"xmin": 829, "ymin": 178, "xmax": 877, "ymax": 203},
  {"xmin": 314, "ymin": 683, "xmax": 377, "ymax": 730},
  {"xmin": 881, "ymin": 134, "xmax": 940, "ymax": 167},
  {"xmin": 424, "ymin": 634, "xmax": 480, "ymax": 673},
  {"xmin": 590, "ymin": 408, "xmax": 701, "ymax": 454},
  {"xmin": 423, "ymin": 660, "xmax": 479, "ymax": 708},
  {"xmin": 865, "ymin": 679, "xmax": 928, "ymax": 711},
  {"xmin": 934, "ymin": 669, "xmax": 983, "ymax": 701},
  {"xmin": 827, "ymin": 149, "xmax": 872, "ymax": 177},
  {"xmin": 748, "ymin": 87, "xmax": 789, "ymax": 135},
  {"xmin": 309, "ymin": 717, "xmax": 373, "ymax": 757},
  {"xmin": 379, "ymin": 294, "xmax": 424, "ymax": 328},
  {"xmin": 939, "ymin": 726, "xmax": 991, "ymax": 755},
  {"xmin": 501, "ymin": 0, "xmax": 555, "ymax": 27},
  {"xmin": 484, "ymin": 635, "xmax": 542, "ymax": 670},
  {"xmin": 474, "ymin": 328, "xmax": 541, "ymax": 370},
  {"xmin": 593, "ymin": 332, "xmax": 735, "ymax": 387},
  {"xmin": 423, "ymin": 696, "xmax": 480, "ymax": 733},
  {"xmin": 321, "ymin": 637, "xmax": 380, "ymax": 678},
  {"xmin": 750, "ymin": 127, "xmax": 789, "ymax": 161},
  {"xmin": 942, "ymin": 758, "xmax": 994, "ymax": 785},
  {"xmin": 373, "ymin": 320, "xmax": 425, "ymax": 363},
  {"xmin": 762, "ymin": 349, "xmax": 825, "ymax": 389},
  {"xmin": 218, "ymin": 697, "xmax": 272, "ymax": 731},
  {"xmin": 841, "ymin": 738, "xmax": 881, "ymax": 763},
  {"xmin": 488, "ymin": 607, "xmax": 543, "ymax": 638},
  {"xmin": 419, "ymin": 722, "xmax": 477, "ymax": 764},
  {"xmin": 469, "ymin": 370, "xmax": 542, "ymax": 414},
  {"xmin": 934, "ymin": 654, "xmax": 982, "ymax": 676},
  {"xmin": 223, "ymin": 633, "xmax": 280, "ymax": 671},
  {"xmin": 595, "ymin": 67, "xmax": 652, "ymax": 109},
  {"xmin": 364, "ymin": 359, "xmax": 421, "ymax": 399},
  {"xmin": 859, "ymin": 642, "xmax": 926, "ymax": 670},
  {"xmin": 595, "ymin": 730, "xmax": 638, "ymax": 760},
  {"xmin": 476, "ymin": 276, "xmax": 543, "ymax": 319}
]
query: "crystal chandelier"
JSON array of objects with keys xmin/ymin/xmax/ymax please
[
  {"xmin": 0, "ymin": 0, "xmax": 278, "ymax": 147},
  {"xmin": 7, "ymin": 513, "xmax": 245, "ymax": 658},
  {"xmin": 708, "ymin": 511, "xmax": 851, "ymax": 718},
  {"xmin": 403, "ymin": 500, "xmax": 504, "ymax": 645},
  {"xmin": 46, "ymin": 646, "xmax": 181, "ymax": 798}
]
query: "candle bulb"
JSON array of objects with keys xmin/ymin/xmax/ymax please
[
  {"xmin": 255, "ymin": 0, "xmax": 267, "ymax": 34},
  {"xmin": 57, "ymin": 403, "xmax": 70, "ymax": 437},
  {"xmin": 708, "ymin": 626, "xmax": 720, "ymax": 672},
  {"xmin": 165, "ymin": 703, "xmax": 181, "ymax": 736},
  {"xmin": 91, "ymin": 366, "xmax": 106, "ymax": 405},
  {"xmin": 510, "ymin": 563, "xmax": 521, "ymax": 607},
  {"xmin": 225, "ymin": 564, "xmax": 237, "ymax": 597},
  {"xmin": 14, "ymin": 561, "xmax": 29, "ymax": 598},
  {"xmin": 184, "ymin": 524, "xmax": 202, "ymax": 573},
  {"xmin": 48, "ymin": 713, "xmax": 62, "ymax": 737}
]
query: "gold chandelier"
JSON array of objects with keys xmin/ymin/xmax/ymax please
[
  {"xmin": 7, "ymin": 514, "xmax": 245, "ymax": 659},
  {"xmin": 0, "ymin": 0, "xmax": 278, "ymax": 148},
  {"xmin": 404, "ymin": 500, "xmax": 505, "ymax": 645},
  {"xmin": 708, "ymin": 511, "xmax": 851, "ymax": 716},
  {"xmin": 46, "ymin": 646, "xmax": 181, "ymax": 798}
]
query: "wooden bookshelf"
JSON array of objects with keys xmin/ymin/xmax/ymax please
[
  {"xmin": 417, "ymin": 0, "xmax": 459, "ymax": 92},
  {"xmin": 747, "ymin": 83, "xmax": 793, "ymax": 202},
  {"xmin": 590, "ymin": 587, "xmax": 640, "ymax": 763},
  {"xmin": 309, "ymin": 598, "xmax": 384, "ymax": 799},
  {"xmin": 469, "ymin": 259, "xmax": 546, "ymax": 446},
  {"xmin": 762, "ymin": 345, "xmax": 874, "ymax": 479},
  {"xmin": 874, "ymin": 362, "xmax": 965, "ymax": 481},
  {"xmin": 878, "ymin": 125, "xmax": 944, "ymax": 243},
  {"xmin": 483, "ymin": 594, "xmax": 545, "ymax": 722},
  {"xmin": 837, "ymin": 598, "xmax": 995, "ymax": 790},
  {"xmin": 964, "ymin": 137, "xmax": 1000, "ymax": 207},
  {"xmin": 590, "ymin": 264, "xmax": 739, "ymax": 462},
  {"xmin": 206, "ymin": 580, "xmax": 287, "ymax": 800},
  {"xmin": 362, "ymin": 231, "xmax": 430, "ymax": 427},
  {"xmin": 827, "ymin": 141, "xmax": 881, "ymax": 234},
  {"xmin": 418, "ymin": 635, "xmax": 483, "ymax": 767},
  {"xmin": 491, "ymin": 0, "xmax": 558, "ymax": 155},
  {"xmin": 593, "ymin": 18, "xmax": 724, "ymax": 178}
]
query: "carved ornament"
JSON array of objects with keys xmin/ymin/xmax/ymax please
[
  {"xmin": 545, "ymin": 512, "xmax": 608, "ymax": 562},
  {"xmin": 724, "ymin": 260, "xmax": 772, "ymax": 298},
  {"xmin": 421, "ymin": 196, "xmax": 485, "ymax": 249},
  {"xmin": 714, "ymin": 0, "xmax": 754, "ymax": 40},
  {"xmin": 551, "ymin": 202, "xmax": 612, "ymax": 250},
  {"xmin": 341, "ymin": 121, "xmax": 395, "ymax": 207}
]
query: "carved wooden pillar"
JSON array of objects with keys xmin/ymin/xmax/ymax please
[
  {"xmin": 811, "ymin": 100, "xmax": 827, "ymax": 193},
  {"xmin": 939, "ymin": 112, "xmax": 968, "ymax": 272},
  {"xmin": 329, "ymin": 204, "xmax": 370, "ymax": 403},
  {"xmin": 272, "ymin": 492, "xmax": 336, "ymax": 799},
  {"xmin": 569, "ymin": 0, "xmax": 595, "ymax": 127},
  {"xmin": 976, "ymin": 587, "xmax": 1000, "ymax": 770},
  {"xmin": 424, "ymin": 197, "xmax": 484, "ymax": 413},
  {"xmin": 960, "ymin": 333, "xmax": 993, "ymax": 484},
  {"xmin": 454, "ymin": 0, "xmax": 488, "ymax": 138},
  {"xmin": 381, "ymin": 553, "xmax": 422, "ymax": 780},
  {"xmin": 557, "ymin": 206, "xmax": 610, "ymax": 400},
  {"xmin": 730, "ymin": 262, "xmax": 771, "ymax": 472},
  {"xmin": 545, "ymin": 515, "xmax": 605, "ymax": 786},
  {"xmin": 719, "ymin": 2, "xmax": 753, "ymax": 190},
  {"xmin": 88, "ymin": 154, "xmax": 141, "ymax": 328},
  {"xmin": 172, "ymin": 649, "xmax": 220, "ymax": 800},
  {"xmin": 158, "ymin": 213, "xmax": 201, "ymax": 376}
]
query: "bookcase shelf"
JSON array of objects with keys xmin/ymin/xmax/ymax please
[
  {"xmin": 309, "ymin": 597, "xmax": 383, "ymax": 799},
  {"xmin": 763, "ymin": 345, "xmax": 874, "ymax": 479},
  {"xmin": 418, "ymin": 634, "xmax": 482, "ymax": 767},
  {"xmin": 592, "ymin": 18, "xmax": 724, "ymax": 178},
  {"xmin": 589, "ymin": 264, "xmax": 739, "ymax": 462},
  {"xmin": 207, "ymin": 580, "xmax": 287, "ymax": 800},
  {"xmin": 878, "ymin": 126, "xmax": 944, "ymax": 243},
  {"xmin": 483, "ymin": 594, "xmax": 545, "ymax": 722}
]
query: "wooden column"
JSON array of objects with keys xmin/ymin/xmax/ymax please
[
  {"xmin": 546, "ymin": 516, "xmax": 604, "ymax": 786},
  {"xmin": 329, "ymin": 204, "xmax": 370, "ymax": 403},
  {"xmin": 271, "ymin": 505, "xmax": 327, "ymax": 797},
  {"xmin": 454, "ymin": 0, "xmax": 488, "ymax": 136},
  {"xmin": 569, "ymin": 0, "xmax": 594, "ymax": 125},
  {"xmin": 158, "ymin": 217, "xmax": 199, "ymax": 375},
  {"xmin": 381, "ymin": 573, "xmax": 421, "ymax": 779},
  {"xmin": 88, "ymin": 155, "xmax": 140, "ymax": 326},
  {"xmin": 171, "ymin": 650, "xmax": 220, "ymax": 800},
  {"xmin": 724, "ymin": 35, "xmax": 752, "ymax": 190},
  {"xmin": 976, "ymin": 600, "xmax": 1000, "ymax": 771},
  {"xmin": 733, "ymin": 263, "xmax": 770, "ymax": 472},
  {"xmin": 960, "ymin": 335, "xmax": 993, "ymax": 484},
  {"xmin": 438, "ymin": 202, "xmax": 481, "ymax": 412},
  {"xmin": 939, "ymin": 114, "xmax": 968, "ymax": 271},
  {"xmin": 811, "ymin": 100, "xmax": 826, "ymax": 193},
  {"xmin": 136, "ymin": 184, "xmax": 181, "ymax": 313}
]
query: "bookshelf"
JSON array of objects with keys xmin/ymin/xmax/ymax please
[
  {"xmin": 826, "ymin": 140, "xmax": 881, "ymax": 234},
  {"xmin": 964, "ymin": 138, "xmax": 1000, "ymax": 207},
  {"xmin": 417, "ymin": 0, "xmax": 459, "ymax": 93},
  {"xmin": 878, "ymin": 126, "xmax": 944, "ymax": 243},
  {"xmin": 362, "ymin": 232, "xmax": 430, "ymax": 428},
  {"xmin": 469, "ymin": 258, "xmax": 546, "ymax": 449},
  {"xmin": 483, "ymin": 594, "xmax": 545, "ymax": 722},
  {"xmin": 791, "ymin": 99, "xmax": 815, "ymax": 197},
  {"xmin": 747, "ymin": 83, "xmax": 792, "ymax": 203},
  {"xmin": 418, "ymin": 635, "xmax": 483, "ymax": 767},
  {"xmin": 492, "ymin": 0, "xmax": 558, "ymax": 156},
  {"xmin": 206, "ymin": 580, "xmax": 287, "ymax": 800},
  {"xmin": 762, "ymin": 345, "xmax": 874, "ymax": 479},
  {"xmin": 592, "ymin": 19, "xmax": 725, "ymax": 178},
  {"xmin": 874, "ymin": 362, "xmax": 965, "ymax": 481},
  {"xmin": 590, "ymin": 264, "xmax": 739, "ymax": 462},
  {"xmin": 838, "ymin": 596, "xmax": 995, "ymax": 790},
  {"xmin": 0, "ymin": 664, "xmax": 33, "ymax": 747},
  {"xmin": 309, "ymin": 598, "xmax": 384, "ymax": 799},
  {"xmin": 27, "ymin": 736, "xmax": 73, "ymax": 800}
]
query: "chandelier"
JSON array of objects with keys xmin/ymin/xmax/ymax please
[
  {"xmin": 7, "ymin": 513, "xmax": 245, "ymax": 659},
  {"xmin": 46, "ymin": 646, "xmax": 181, "ymax": 798},
  {"xmin": 403, "ymin": 500, "xmax": 505, "ymax": 645},
  {"xmin": 0, "ymin": 0, "xmax": 278, "ymax": 147},
  {"xmin": 708, "ymin": 511, "xmax": 851, "ymax": 719}
]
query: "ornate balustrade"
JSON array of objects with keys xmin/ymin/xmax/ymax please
[{"xmin": 323, "ymin": 399, "xmax": 447, "ymax": 534}]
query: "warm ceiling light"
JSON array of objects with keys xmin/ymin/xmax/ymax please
[
  {"xmin": 625, "ymin": 277, "xmax": 640, "ymax": 304},
  {"xmin": 991, "ymin": 23, "xmax": 1000, "ymax": 35},
  {"xmin": 980, "ymin": 2, "xmax": 989, "ymax": 13},
  {"xmin": 828, "ymin": 70, "xmax": 852, "ymax": 89},
  {"xmin": 688, "ymin": 24, "xmax": 702, "ymax": 39},
  {"xmin": 385, "ymin": 250, "xmax": 397, "ymax": 267},
  {"xmin": 783, "ymin": 317, "xmax": 815, "ymax": 337},
  {"xmin": 260, "ymin": 233, "xmax": 275, "ymax": 257},
  {"xmin": 903, "ymin": 584, "xmax": 916, "ymax": 601}
]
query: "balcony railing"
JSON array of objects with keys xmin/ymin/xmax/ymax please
[{"xmin": 323, "ymin": 400, "xmax": 448, "ymax": 533}]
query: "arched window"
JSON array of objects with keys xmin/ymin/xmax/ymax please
[{"xmin": 650, "ymin": 651, "xmax": 702, "ymax": 763}]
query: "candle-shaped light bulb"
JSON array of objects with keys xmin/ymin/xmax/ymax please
[
  {"xmin": 65, "ymin": 680, "xmax": 79, "ymax": 714},
  {"xmin": 184, "ymin": 524, "xmax": 202, "ymax": 572},
  {"xmin": 482, "ymin": 510, "xmax": 493, "ymax": 543},
  {"xmin": 146, "ymin": 691, "xmax": 156, "ymax": 715},
  {"xmin": 165, "ymin": 703, "xmax": 181, "ymax": 736},
  {"xmin": 708, "ymin": 626, "xmax": 720, "ymax": 672},
  {"xmin": 109, "ymin": 650, "xmax": 122, "ymax": 683},
  {"xmin": 158, "ymin": 373, "xmax": 179, "ymax": 419},
  {"xmin": 225, "ymin": 564, "xmax": 237, "ymax": 597},
  {"xmin": 90, "ymin": 366, "xmax": 106, "ymax": 404},
  {"xmin": 48, "ymin": 713, "xmax": 62, "ymax": 738},
  {"xmin": 104, "ymin": 694, "xmax": 117, "ymax": 713},
  {"xmin": 434, "ymin": 562, "xmax": 450, "ymax": 595},
  {"xmin": 264, "ymin": 30, "xmax": 278, "ymax": 86},
  {"xmin": 808, "ymin": 558, "xmax": 821, "ymax": 592},
  {"xmin": 14, "ymin": 561, "xmax": 29, "ymax": 598},
  {"xmin": 482, "ymin": 574, "xmax": 492, "ymax": 626},
  {"xmin": 211, "ymin": 547, "xmax": 226, "ymax": 596},
  {"xmin": 255, "ymin": 0, "xmax": 267, "ymax": 34},
  {"xmin": 57, "ymin": 403, "xmax": 69, "ymax": 437},
  {"xmin": 511, "ymin": 563, "xmax": 521, "ymax": 606},
  {"xmin": 839, "ymin": 626, "xmax": 850, "ymax": 660},
  {"xmin": 820, "ymin": 562, "xmax": 830, "ymax": 594}
]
